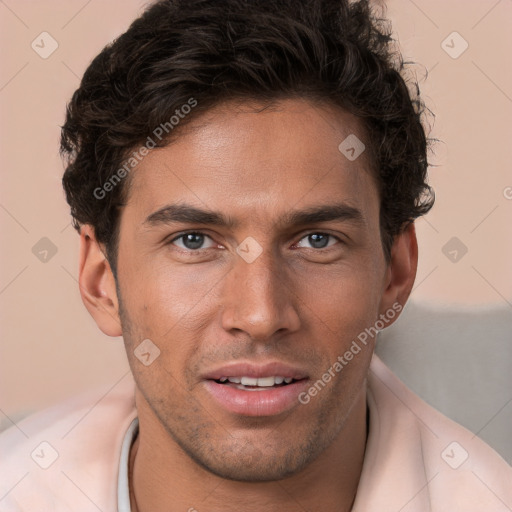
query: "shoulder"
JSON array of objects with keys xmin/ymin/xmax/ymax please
[
  {"xmin": 361, "ymin": 355, "xmax": 512, "ymax": 512},
  {"xmin": 0, "ymin": 374, "xmax": 136, "ymax": 512}
]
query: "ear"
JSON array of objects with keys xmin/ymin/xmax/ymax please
[
  {"xmin": 78, "ymin": 225, "xmax": 122, "ymax": 337},
  {"xmin": 378, "ymin": 222, "xmax": 418, "ymax": 325}
]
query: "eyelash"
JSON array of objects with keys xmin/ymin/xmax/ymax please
[{"xmin": 167, "ymin": 231, "xmax": 343, "ymax": 252}]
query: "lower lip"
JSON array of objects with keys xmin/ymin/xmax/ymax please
[{"xmin": 203, "ymin": 380, "xmax": 309, "ymax": 417}]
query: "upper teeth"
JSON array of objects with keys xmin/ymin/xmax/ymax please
[{"xmin": 219, "ymin": 376, "xmax": 293, "ymax": 386}]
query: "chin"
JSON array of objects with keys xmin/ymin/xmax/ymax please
[
  {"xmin": 176, "ymin": 431, "xmax": 321, "ymax": 483},
  {"xmin": 196, "ymin": 452, "xmax": 310, "ymax": 482}
]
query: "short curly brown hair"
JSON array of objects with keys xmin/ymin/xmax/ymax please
[{"xmin": 61, "ymin": 0, "xmax": 434, "ymax": 276}]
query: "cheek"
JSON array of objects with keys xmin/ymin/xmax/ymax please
[
  {"xmin": 295, "ymin": 259, "xmax": 383, "ymax": 334},
  {"xmin": 120, "ymin": 264, "xmax": 221, "ymax": 381},
  {"xmin": 121, "ymin": 252, "xmax": 218, "ymax": 325}
]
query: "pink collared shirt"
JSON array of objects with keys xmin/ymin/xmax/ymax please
[{"xmin": 1, "ymin": 356, "xmax": 511, "ymax": 511}]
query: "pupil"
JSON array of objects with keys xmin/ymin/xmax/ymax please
[
  {"xmin": 309, "ymin": 233, "xmax": 328, "ymax": 249},
  {"xmin": 183, "ymin": 233, "xmax": 204, "ymax": 250}
]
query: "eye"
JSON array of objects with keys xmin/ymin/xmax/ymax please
[
  {"xmin": 170, "ymin": 232, "xmax": 216, "ymax": 251},
  {"xmin": 296, "ymin": 232, "xmax": 339, "ymax": 250}
]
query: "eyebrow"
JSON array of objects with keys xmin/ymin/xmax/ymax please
[{"xmin": 143, "ymin": 202, "xmax": 365, "ymax": 230}]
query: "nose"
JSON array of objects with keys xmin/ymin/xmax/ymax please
[{"xmin": 220, "ymin": 249, "xmax": 301, "ymax": 341}]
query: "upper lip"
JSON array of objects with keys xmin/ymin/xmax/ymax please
[{"xmin": 202, "ymin": 361, "xmax": 309, "ymax": 381}]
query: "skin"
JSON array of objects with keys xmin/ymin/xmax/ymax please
[{"xmin": 78, "ymin": 98, "xmax": 418, "ymax": 512}]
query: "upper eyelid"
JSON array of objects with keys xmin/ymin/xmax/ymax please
[{"xmin": 170, "ymin": 231, "xmax": 210, "ymax": 241}]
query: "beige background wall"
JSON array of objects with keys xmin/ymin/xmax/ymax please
[{"xmin": 1, "ymin": 0, "xmax": 511, "ymax": 438}]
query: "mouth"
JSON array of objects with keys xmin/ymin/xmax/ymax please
[
  {"xmin": 213, "ymin": 375, "xmax": 304, "ymax": 391},
  {"xmin": 202, "ymin": 362, "xmax": 310, "ymax": 417}
]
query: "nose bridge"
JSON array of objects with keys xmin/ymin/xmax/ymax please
[{"xmin": 221, "ymin": 248, "xmax": 300, "ymax": 339}]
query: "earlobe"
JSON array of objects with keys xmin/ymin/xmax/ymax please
[
  {"xmin": 378, "ymin": 222, "xmax": 418, "ymax": 321},
  {"xmin": 78, "ymin": 225, "xmax": 122, "ymax": 337}
]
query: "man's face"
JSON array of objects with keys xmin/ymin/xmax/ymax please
[{"xmin": 115, "ymin": 98, "xmax": 391, "ymax": 481}]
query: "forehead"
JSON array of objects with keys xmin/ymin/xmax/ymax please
[{"xmin": 123, "ymin": 98, "xmax": 379, "ymax": 227}]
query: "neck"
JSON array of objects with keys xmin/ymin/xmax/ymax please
[{"xmin": 129, "ymin": 389, "xmax": 367, "ymax": 512}]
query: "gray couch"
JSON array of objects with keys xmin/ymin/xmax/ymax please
[{"xmin": 376, "ymin": 300, "xmax": 512, "ymax": 464}]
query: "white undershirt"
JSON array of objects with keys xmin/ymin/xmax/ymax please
[{"xmin": 117, "ymin": 417, "xmax": 139, "ymax": 512}]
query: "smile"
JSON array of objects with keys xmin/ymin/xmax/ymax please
[
  {"xmin": 215, "ymin": 375, "xmax": 297, "ymax": 390},
  {"xmin": 202, "ymin": 361, "xmax": 310, "ymax": 416}
]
